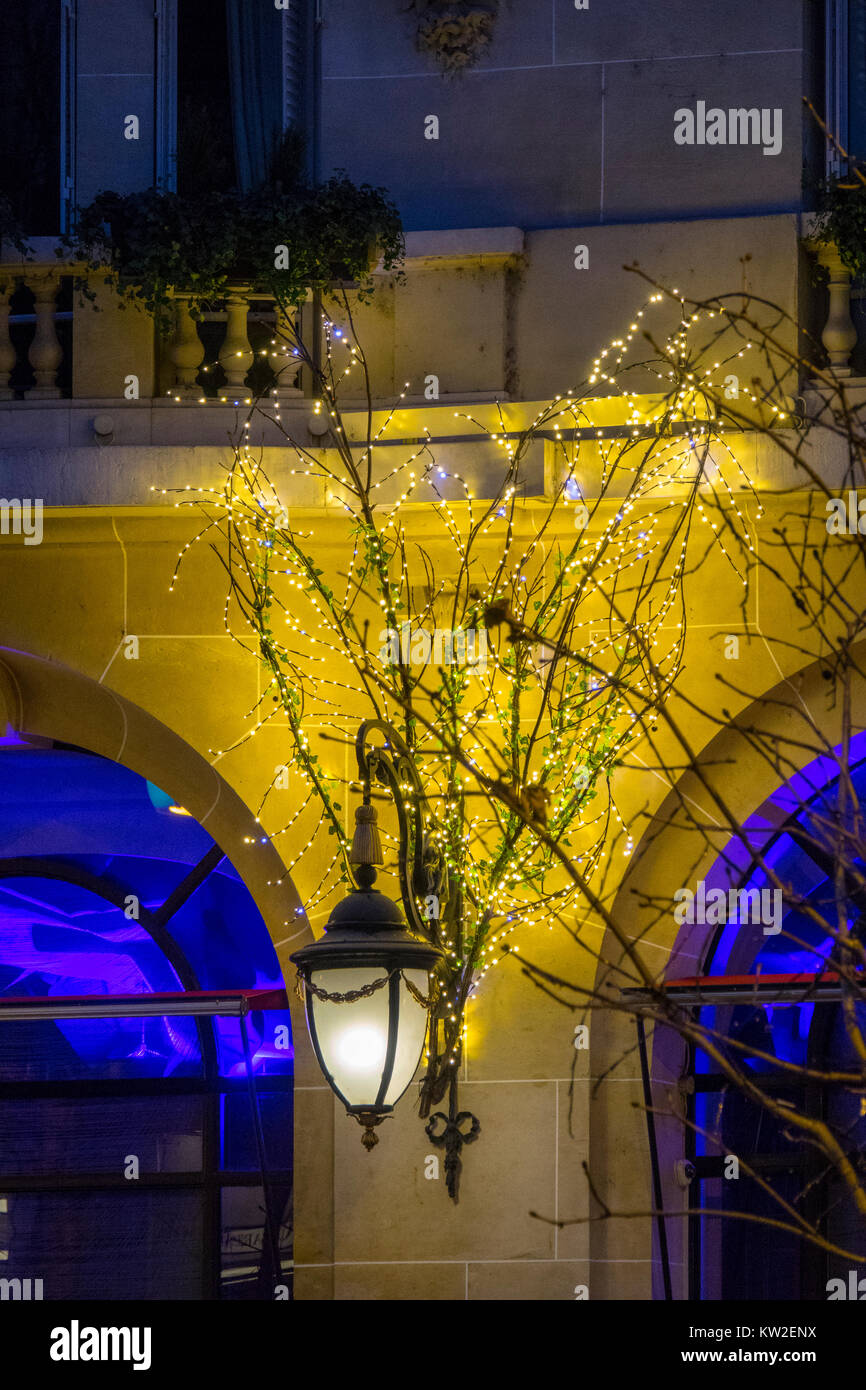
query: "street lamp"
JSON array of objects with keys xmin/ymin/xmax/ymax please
[{"xmin": 291, "ymin": 721, "xmax": 445, "ymax": 1151}]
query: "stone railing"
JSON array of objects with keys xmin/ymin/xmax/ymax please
[
  {"xmin": 0, "ymin": 239, "xmax": 307, "ymax": 403},
  {"xmin": 166, "ymin": 288, "xmax": 305, "ymax": 403},
  {"xmin": 812, "ymin": 240, "xmax": 858, "ymax": 376},
  {"xmin": 802, "ymin": 219, "xmax": 859, "ymax": 378},
  {"xmin": 0, "ymin": 256, "xmax": 70, "ymax": 400}
]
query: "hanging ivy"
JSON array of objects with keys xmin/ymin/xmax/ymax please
[
  {"xmin": 64, "ymin": 172, "xmax": 404, "ymax": 333},
  {"xmin": 815, "ymin": 170, "xmax": 866, "ymax": 282}
]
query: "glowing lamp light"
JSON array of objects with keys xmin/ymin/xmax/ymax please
[
  {"xmin": 291, "ymin": 872, "xmax": 442, "ymax": 1150},
  {"xmin": 336, "ymin": 1023, "xmax": 386, "ymax": 1071}
]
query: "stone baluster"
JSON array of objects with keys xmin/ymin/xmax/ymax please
[
  {"xmin": 171, "ymin": 293, "xmax": 203, "ymax": 398},
  {"xmin": 271, "ymin": 299, "xmax": 303, "ymax": 397},
  {"xmin": 0, "ymin": 287, "xmax": 15, "ymax": 399},
  {"xmin": 220, "ymin": 288, "xmax": 254, "ymax": 395},
  {"xmin": 27, "ymin": 274, "xmax": 62, "ymax": 399},
  {"xmin": 816, "ymin": 242, "xmax": 857, "ymax": 377}
]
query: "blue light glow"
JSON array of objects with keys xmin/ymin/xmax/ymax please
[
  {"xmin": 0, "ymin": 748, "xmax": 292, "ymax": 1079},
  {"xmin": 693, "ymin": 738, "xmax": 866, "ymax": 1127}
]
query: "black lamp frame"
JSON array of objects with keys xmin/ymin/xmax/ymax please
[{"xmin": 291, "ymin": 719, "xmax": 480, "ymax": 1196}]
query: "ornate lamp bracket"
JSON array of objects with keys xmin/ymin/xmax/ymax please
[
  {"xmin": 425, "ymin": 1085, "xmax": 481, "ymax": 1202},
  {"xmin": 354, "ymin": 719, "xmax": 447, "ymax": 940},
  {"xmin": 354, "ymin": 720, "xmax": 480, "ymax": 1202}
]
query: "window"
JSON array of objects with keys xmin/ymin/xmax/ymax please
[
  {"xmin": 176, "ymin": 0, "xmax": 312, "ymax": 196},
  {"xmin": 679, "ymin": 746, "xmax": 866, "ymax": 1299},
  {"xmin": 827, "ymin": 0, "xmax": 866, "ymax": 168},
  {"xmin": 0, "ymin": 1, "xmax": 63, "ymax": 233},
  {"xmin": 0, "ymin": 744, "xmax": 293, "ymax": 1300}
]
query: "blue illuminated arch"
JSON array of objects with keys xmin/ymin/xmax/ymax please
[
  {"xmin": 674, "ymin": 731, "xmax": 866, "ymax": 1300},
  {"xmin": 0, "ymin": 742, "xmax": 293, "ymax": 1299}
]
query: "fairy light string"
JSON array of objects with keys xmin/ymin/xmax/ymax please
[{"xmin": 159, "ymin": 281, "xmax": 780, "ymax": 1081}]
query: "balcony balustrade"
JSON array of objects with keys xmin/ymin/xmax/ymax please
[
  {"xmin": 4, "ymin": 225, "xmax": 857, "ymax": 410},
  {"xmin": 0, "ymin": 241, "xmax": 305, "ymax": 404},
  {"xmin": 808, "ymin": 238, "xmax": 858, "ymax": 377},
  {"xmin": 0, "ymin": 264, "xmax": 70, "ymax": 400},
  {"xmin": 167, "ymin": 289, "xmax": 305, "ymax": 404},
  {"xmin": 801, "ymin": 219, "xmax": 866, "ymax": 382}
]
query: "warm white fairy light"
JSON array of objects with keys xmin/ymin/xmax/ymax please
[{"xmin": 156, "ymin": 279, "xmax": 774, "ymax": 1044}]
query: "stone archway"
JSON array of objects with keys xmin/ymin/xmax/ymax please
[
  {"xmin": 587, "ymin": 650, "xmax": 866, "ymax": 1299},
  {"xmin": 0, "ymin": 645, "xmax": 334, "ymax": 1297}
]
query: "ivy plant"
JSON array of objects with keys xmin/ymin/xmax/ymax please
[
  {"xmin": 815, "ymin": 171, "xmax": 866, "ymax": 282},
  {"xmin": 65, "ymin": 172, "xmax": 404, "ymax": 332}
]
